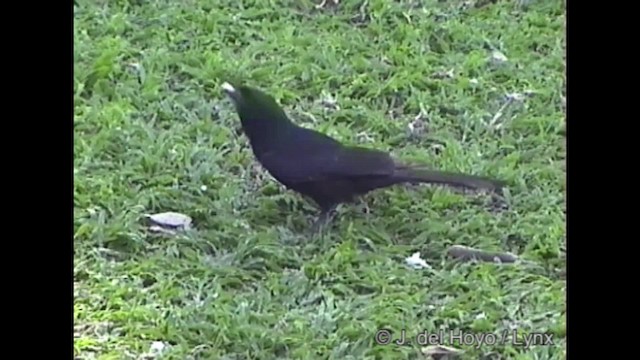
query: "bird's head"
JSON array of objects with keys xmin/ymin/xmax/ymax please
[
  {"xmin": 221, "ymin": 81, "xmax": 295, "ymax": 142},
  {"xmin": 221, "ymin": 81, "xmax": 253, "ymax": 106},
  {"xmin": 222, "ymin": 82, "xmax": 289, "ymax": 121}
]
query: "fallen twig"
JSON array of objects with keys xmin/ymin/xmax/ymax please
[{"xmin": 446, "ymin": 245, "xmax": 519, "ymax": 264}]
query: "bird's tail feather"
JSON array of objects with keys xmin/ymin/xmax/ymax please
[{"xmin": 393, "ymin": 165, "xmax": 505, "ymax": 192}]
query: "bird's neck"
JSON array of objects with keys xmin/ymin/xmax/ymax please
[{"xmin": 241, "ymin": 117, "xmax": 298, "ymax": 153}]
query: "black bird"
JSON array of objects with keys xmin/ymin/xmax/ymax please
[{"xmin": 221, "ymin": 82, "xmax": 505, "ymax": 230}]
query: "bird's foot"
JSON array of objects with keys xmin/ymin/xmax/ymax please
[
  {"xmin": 310, "ymin": 219, "xmax": 327, "ymax": 236},
  {"xmin": 310, "ymin": 206, "xmax": 338, "ymax": 236},
  {"xmin": 357, "ymin": 199, "xmax": 371, "ymax": 216}
]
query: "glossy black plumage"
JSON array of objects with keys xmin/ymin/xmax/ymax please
[{"xmin": 222, "ymin": 82, "xmax": 505, "ymax": 229}]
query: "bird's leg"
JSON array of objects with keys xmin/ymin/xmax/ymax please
[
  {"xmin": 356, "ymin": 197, "xmax": 371, "ymax": 216},
  {"xmin": 311, "ymin": 204, "xmax": 338, "ymax": 234}
]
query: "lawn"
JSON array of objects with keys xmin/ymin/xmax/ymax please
[{"xmin": 73, "ymin": 0, "xmax": 566, "ymax": 359}]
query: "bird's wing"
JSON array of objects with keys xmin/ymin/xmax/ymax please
[
  {"xmin": 259, "ymin": 144, "xmax": 396, "ymax": 184},
  {"xmin": 330, "ymin": 146, "xmax": 397, "ymax": 177}
]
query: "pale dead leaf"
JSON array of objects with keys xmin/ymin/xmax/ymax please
[
  {"xmin": 145, "ymin": 212, "xmax": 192, "ymax": 231},
  {"xmin": 420, "ymin": 345, "xmax": 463, "ymax": 360},
  {"xmin": 421, "ymin": 345, "xmax": 464, "ymax": 359},
  {"xmin": 447, "ymin": 245, "xmax": 519, "ymax": 264}
]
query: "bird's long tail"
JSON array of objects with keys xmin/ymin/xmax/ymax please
[{"xmin": 393, "ymin": 165, "xmax": 505, "ymax": 192}]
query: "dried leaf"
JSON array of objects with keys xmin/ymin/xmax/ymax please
[
  {"xmin": 145, "ymin": 212, "xmax": 192, "ymax": 230},
  {"xmin": 421, "ymin": 345, "xmax": 464, "ymax": 359},
  {"xmin": 447, "ymin": 245, "xmax": 519, "ymax": 263}
]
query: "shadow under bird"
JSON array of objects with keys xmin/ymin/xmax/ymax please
[{"xmin": 221, "ymin": 82, "xmax": 505, "ymax": 231}]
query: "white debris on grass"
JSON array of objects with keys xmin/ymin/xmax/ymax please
[
  {"xmin": 490, "ymin": 49, "xmax": 509, "ymax": 65},
  {"xmin": 128, "ymin": 62, "xmax": 146, "ymax": 84},
  {"xmin": 138, "ymin": 341, "xmax": 169, "ymax": 359},
  {"xmin": 405, "ymin": 252, "xmax": 432, "ymax": 270}
]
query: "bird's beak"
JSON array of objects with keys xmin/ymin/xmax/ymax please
[{"xmin": 221, "ymin": 82, "xmax": 240, "ymax": 103}]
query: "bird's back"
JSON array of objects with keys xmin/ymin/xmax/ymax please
[{"xmin": 252, "ymin": 125, "xmax": 401, "ymax": 208}]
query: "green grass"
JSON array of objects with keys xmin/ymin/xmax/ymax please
[{"xmin": 74, "ymin": 0, "xmax": 566, "ymax": 358}]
